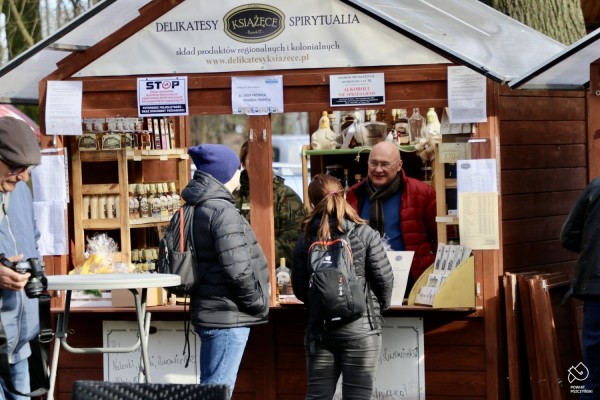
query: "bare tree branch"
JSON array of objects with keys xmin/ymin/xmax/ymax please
[{"xmin": 7, "ymin": 0, "xmax": 34, "ymax": 47}]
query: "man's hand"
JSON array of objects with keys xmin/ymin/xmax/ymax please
[{"xmin": 0, "ymin": 254, "xmax": 30, "ymax": 291}]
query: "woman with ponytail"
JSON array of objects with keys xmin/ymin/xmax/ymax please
[{"xmin": 292, "ymin": 174, "xmax": 393, "ymax": 400}]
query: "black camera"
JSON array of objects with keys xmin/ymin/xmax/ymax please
[{"xmin": 0, "ymin": 254, "xmax": 48, "ymax": 298}]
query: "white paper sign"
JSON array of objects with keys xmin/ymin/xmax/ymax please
[
  {"xmin": 137, "ymin": 76, "xmax": 188, "ymax": 117},
  {"xmin": 387, "ymin": 251, "xmax": 414, "ymax": 306},
  {"xmin": 457, "ymin": 159, "xmax": 498, "ymax": 193},
  {"xmin": 334, "ymin": 317, "xmax": 425, "ymax": 399},
  {"xmin": 45, "ymin": 81, "xmax": 83, "ymax": 136},
  {"xmin": 103, "ymin": 320, "xmax": 200, "ymax": 383},
  {"xmin": 231, "ymin": 75, "xmax": 284, "ymax": 115},
  {"xmin": 330, "ymin": 73, "xmax": 385, "ymax": 106},
  {"xmin": 447, "ymin": 66, "xmax": 487, "ymax": 124}
]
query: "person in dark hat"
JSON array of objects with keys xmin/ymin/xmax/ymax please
[
  {"xmin": 182, "ymin": 144, "xmax": 269, "ymax": 398},
  {"xmin": 0, "ymin": 116, "xmax": 43, "ymax": 399}
]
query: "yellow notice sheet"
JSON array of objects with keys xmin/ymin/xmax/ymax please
[{"xmin": 458, "ymin": 192, "xmax": 499, "ymax": 249}]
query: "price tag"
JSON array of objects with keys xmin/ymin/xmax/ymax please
[{"xmin": 439, "ymin": 142, "xmax": 470, "ymax": 164}]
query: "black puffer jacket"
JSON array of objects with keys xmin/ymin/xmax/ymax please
[
  {"xmin": 292, "ymin": 219, "xmax": 393, "ymax": 339},
  {"xmin": 560, "ymin": 177, "xmax": 600, "ymax": 298},
  {"xmin": 181, "ymin": 171, "xmax": 269, "ymax": 328}
]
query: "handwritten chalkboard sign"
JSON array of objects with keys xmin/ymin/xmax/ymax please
[
  {"xmin": 102, "ymin": 321, "xmax": 200, "ymax": 383},
  {"xmin": 333, "ymin": 317, "xmax": 425, "ymax": 399}
]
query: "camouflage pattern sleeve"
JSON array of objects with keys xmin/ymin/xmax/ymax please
[{"xmin": 273, "ymin": 178, "xmax": 306, "ymax": 266}]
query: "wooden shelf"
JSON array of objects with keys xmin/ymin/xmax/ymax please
[{"xmin": 303, "ymin": 144, "xmax": 416, "ymax": 156}]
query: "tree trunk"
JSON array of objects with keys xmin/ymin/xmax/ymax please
[{"xmin": 492, "ymin": 0, "xmax": 586, "ymax": 45}]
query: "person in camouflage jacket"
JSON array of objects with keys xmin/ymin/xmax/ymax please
[{"xmin": 234, "ymin": 140, "xmax": 305, "ymax": 266}]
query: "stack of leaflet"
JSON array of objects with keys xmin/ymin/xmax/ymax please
[{"xmin": 414, "ymin": 243, "xmax": 472, "ymax": 306}]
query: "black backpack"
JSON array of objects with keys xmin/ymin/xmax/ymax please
[
  {"xmin": 157, "ymin": 204, "xmax": 203, "ymax": 297},
  {"xmin": 307, "ymin": 231, "xmax": 367, "ymax": 324}
]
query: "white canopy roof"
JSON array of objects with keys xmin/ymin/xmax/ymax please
[
  {"xmin": 509, "ymin": 27, "xmax": 600, "ymax": 90},
  {"xmin": 0, "ymin": 0, "xmax": 565, "ymax": 104},
  {"xmin": 342, "ymin": 0, "xmax": 565, "ymax": 84}
]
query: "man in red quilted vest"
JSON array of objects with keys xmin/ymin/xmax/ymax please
[{"xmin": 346, "ymin": 141, "xmax": 437, "ymax": 296}]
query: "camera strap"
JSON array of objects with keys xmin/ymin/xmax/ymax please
[
  {"xmin": 0, "ymin": 292, "xmax": 50, "ymax": 397},
  {"xmin": 0, "ymin": 192, "xmax": 8, "ymax": 226}
]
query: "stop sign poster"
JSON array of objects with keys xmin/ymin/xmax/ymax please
[{"xmin": 137, "ymin": 76, "xmax": 188, "ymax": 117}]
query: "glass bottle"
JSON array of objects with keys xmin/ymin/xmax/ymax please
[
  {"xmin": 138, "ymin": 184, "xmax": 150, "ymax": 218},
  {"xmin": 131, "ymin": 249, "xmax": 140, "ymax": 272},
  {"xmin": 128, "ymin": 184, "xmax": 139, "ymax": 219},
  {"xmin": 149, "ymin": 184, "xmax": 161, "ymax": 218},
  {"xmin": 343, "ymin": 168, "xmax": 350, "ymax": 194},
  {"xmin": 97, "ymin": 195, "xmax": 107, "ymax": 219},
  {"xmin": 106, "ymin": 195, "xmax": 115, "ymax": 219},
  {"xmin": 90, "ymin": 195, "xmax": 99, "ymax": 220},
  {"xmin": 82, "ymin": 196, "xmax": 90, "ymax": 220},
  {"xmin": 163, "ymin": 182, "xmax": 174, "ymax": 216},
  {"xmin": 140, "ymin": 129, "xmax": 152, "ymax": 151},
  {"xmin": 169, "ymin": 182, "xmax": 181, "ymax": 213},
  {"xmin": 276, "ymin": 257, "xmax": 292, "ymax": 296},
  {"xmin": 408, "ymin": 108, "xmax": 426, "ymax": 144},
  {"xmin": 158, "ymin": 183, "xmax": 169, "ymax": 218},
  {"xmin": 395, "ymin": 108, "xmax": 410, "ymax": 145}
]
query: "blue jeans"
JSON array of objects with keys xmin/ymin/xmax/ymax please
[
  {"xmin": 305, "ymin": 333, "xmax": 381, "ymax": 400},
  {"xmin": 195, "ymin": 327, "xmax": 250, "ymax": 399},
  {"xmin": 0, "ymin": 358, "xmax": 30, "ymax": 400},
  {"xmin": 581, "ymin": 296, "xmax": 600, "ymax": 400}
]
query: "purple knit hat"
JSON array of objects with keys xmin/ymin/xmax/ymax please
[{"xmin": 188, "ymin": 144, "xmax": 240, "ymax": 184}]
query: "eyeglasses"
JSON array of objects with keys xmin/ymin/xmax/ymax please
[
  {"xmin": 7, "ymin": 164, "xmax": 35, "ymax": 176},
  {"xmin": 368, "ymin": 161, "xmax": 400, "ymax": 171}
]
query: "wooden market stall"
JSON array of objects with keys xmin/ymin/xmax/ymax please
[{"xmin": 4, "ymin": 0, "xmax": 588, "ymax": 399}]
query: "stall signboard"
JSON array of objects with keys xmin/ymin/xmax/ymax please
[
  {"xmin": 73, "ymin": 0, "xmax": 448, "ymax": 78},
  {"xmin": 137, "ymin": 76, "xmax": 188, "ymax": 117}
]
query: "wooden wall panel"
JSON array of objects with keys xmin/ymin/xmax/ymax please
[
  {"xmin": 499, "ymin": 121, "xmax": 586, "ymax": 145},
  {"xmin": 503, "ymin": 241, "xmax": 576, "ymax": 269},
  {"xmin": 498, "ymin": 96, "xmax": 585, "ymax": 121},
  {"xmin": 500, "ymin": 144, "xmax": 586, "ymax": 170},
  {"xmin": 501, "ymin": 168, "xmax": 587, "ymax": 195},
  {"xmin": 498, "ymin": 87, "xmax": 586, "ymax": 279},
  {"xmin": 502, "ymin": 191, "xmax": 581, "ymax": 220},
  {"xmin": 502, "ymin": 215, "xmax": 570, "ymax": 245}
]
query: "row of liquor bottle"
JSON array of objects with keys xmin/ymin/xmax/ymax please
[
  {"xmin": 78, "ymin": 116, "xmax": 176, "ymax": 151},
  {"xmin": 311, "ymin": 108, "xmax": 441, "ymax": 150},
  {"xmin": 81, "ymin": 182, "xmax": 181, "ymax": 220},
  {"xmin": 130, "ymin": 248, "xmax": 159, "ymax": 273},
  {"xmin": 128, "ymin": 182, "xmax": 181, "ymax": 220}
]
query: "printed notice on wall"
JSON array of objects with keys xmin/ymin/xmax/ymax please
[
  {"xmin": 231, "ymin": 75, "xmax": 284, "ymax": 115},
  {"xmin": 330, "ymin": 73, "xmax": 385, "ymax": 106},
  {"xmin": 103, "ymin": 321, "xmax": 200, "ymax": 383},
  {"xmin": 137, "ymin": 76, "xmax": 188, "ymax": 117},
  {"xmin": 45, "ymin": 81, "xmax": 82, "ymax": 136},
  {"xmin": 447, "ymin": 66, "xmax": 487, "ymax": 124},
  {"xmin": 333, "ymin": 317, "xmax": 425, "ymax": 399},
  {"xmin": 459, "ymin": 192, "xmax": 500, "ymax": 250}
]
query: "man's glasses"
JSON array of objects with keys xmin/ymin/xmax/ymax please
[
  {"xmin": 7, "ymin": 164, "xmax": 35, "ymax": 176},
  {"xmin": 367, "ymin": 161, "xmax": 400, "ymax": 171}
]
